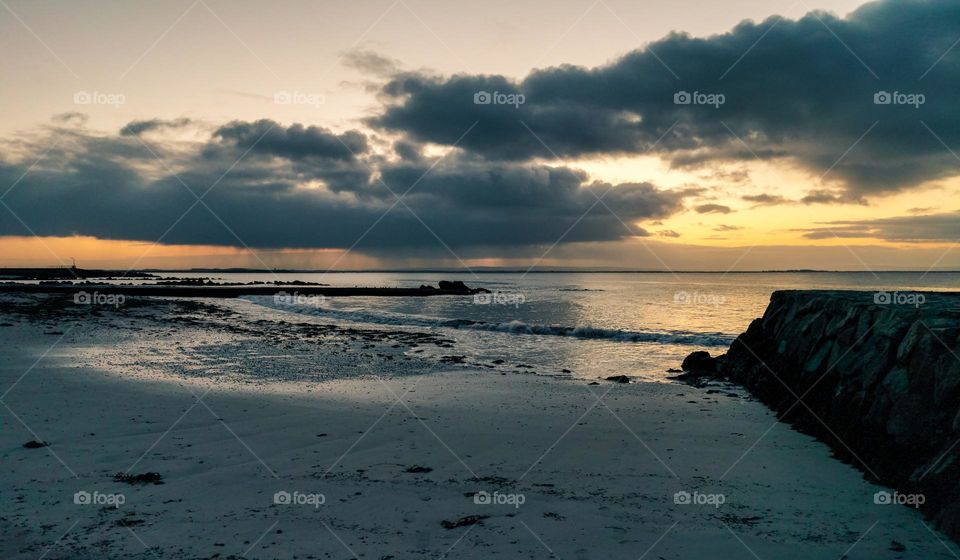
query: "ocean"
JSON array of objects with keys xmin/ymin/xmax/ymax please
[{"xmin": 157, "ymin": 271, "xmax": 960, "ymax": 382}]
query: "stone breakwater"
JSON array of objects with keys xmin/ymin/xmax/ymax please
[{"xmin": 682, "ymin": 290, "xmax": 960, "ymax": 539}]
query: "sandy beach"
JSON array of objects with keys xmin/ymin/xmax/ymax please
[{"xmin": 1, "ymin": 293, "xmax": 955, "ymax": 559}]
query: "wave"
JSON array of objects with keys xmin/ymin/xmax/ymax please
[
  {"xmin": 438, "ymin": 318, "xmax": 733, "ymax": 346},
  {"xmin": 244, "ymin": 296, "xmax": 734, "ymax": 347}
]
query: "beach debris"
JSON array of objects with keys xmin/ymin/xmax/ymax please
[
  {"xmin": 605, "ymin": 375, "xmax": 631, "ymax": 383},
  {"xmin": 22, "ymin": 440, "xmax": 49, "ymax": 449},
  {"xmin": 441, "ymin": 515, "xmax": 488, "ymax": 529},
  {"xmin": 114, "ymin": 472, "xmax": 164, "ymax": 485},
  {"xmin": 405, "ymin": 465, "xmax": 433, "ymax": 473},
  {"xmin": 716, "ymin": 513, "xmax": 762, "ymax": 526}
]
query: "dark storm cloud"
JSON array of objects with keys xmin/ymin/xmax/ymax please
[
  {"xmin": 372, "ymin": 0, "xmax": 960, "ymax": 196},
  {"xmin": 799, "ymin": 212, "xmax": 960, "ymax": 242},
  {"xmin": 0, "ymin": 123, "xmax": 689, "ymax": 250},
  {"xmin": 211, "ymin": 119, "xmax": 368, "ymax": 161}
]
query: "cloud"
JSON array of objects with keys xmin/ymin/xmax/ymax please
[
  {"xmin": 799, "ymin": 212, "xmax": 960, "ymax": 242},
  {"xmin": 742, "ymin": 193, "xmax": 791, "ymax": 206},
  {"xmin": 695, "ymin": 204, "xmax": 733, "ymax": 214},
  {"xmin": 371, "ymin": 0, "xmax": 960, "ymax": 197},
  {"xmin": 342, "ymin": 49, "xmax": 402, "ymax": 77},
  {"xmin": 120, "ymin": 118, "xmax": 194, "ymax": 136},
  {"xmin": 51, "ymin": 112, "xmax": 89, "ymax": 126},
  {"xmin": 714, "ymin": 224, "xmax": 743, "ymax": 231},
  {"xmin": 0, "ymin": 122, "xmax": 690, "ymax": 251},
  {"xmin": 800, "ymin": 189, "xmax": 865, "ymax": 205}
]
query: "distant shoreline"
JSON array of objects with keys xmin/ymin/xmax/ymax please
[
  {"xmin": 111, "ymin": 268, "xmax": 960, "ymax": 274},
  {"xmin": 3, "ymin": 267, "xmax": 958, "ymax": 277}
]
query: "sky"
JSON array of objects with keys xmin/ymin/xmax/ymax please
[{"xmin": 1, "ymin": 0, "xmax": 958, "ymax": 271}]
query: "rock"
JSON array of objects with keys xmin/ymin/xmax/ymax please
[
  {"xmin": 22, "ymin": 440, "xmax": 48, "ymax": 449},
  {"xmin": 681, "ymin": 351, "xmax": 716, "ymax": 374},
  {"xmin": 605, "ymin": 375, "xmax": 631, "ymax": 383},
  {"xmin": 712, "ymin": 290, "xmax": 960, "ymax": 541},
  {"xmin": 441, "ymin": 515, "xmax": 488, "ymax": 529},
  {"xmin": 405, "ymin": 465, "xmax": 432, "ymax": 473},
  {"xmin": 438, "ymin": 280, "xmax": 469, "ymax": 292},
  {"xmin": 114, "ymin": 472, "xmax": 164, "ymax": 485}
]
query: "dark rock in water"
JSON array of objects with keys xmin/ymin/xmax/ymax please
[
  {"xmin": 706, "ymin": 290, "xmax": 960, "ymax": 541},
  {"xmin": 22, "ymin": 440, "xmax": 48, "ymax": 449},
  {"xmin": 681, "ymin": 351, "xmax": 716, "ymax": 373},
  {"xmin": 419, "ymin": 284, "xmax": 437, "ymax": 290},
  {"xmin": 605, "ymin": 375, "xmax": 631, "ymax": 383},
  {"xmin": 405, "ymin": 465, "xmax": 432, "ymax": 473},
  {"xmin": 437, "ymin": 280, "xmax": 490, "ymax": 294},
  {"xmin": 588, "ymin": 381, "xmax": 600, "ymax": 385},
  {"xmin": 114, "ymin": 472, "xmax": 164, "ymax": 485},
  {"xmin": 441, "ymin": 515, "xmax": 488, "ymax": 529},
  {"xmin": 890, "ymin": 541, "xmax": 906, "ymax": 552}
]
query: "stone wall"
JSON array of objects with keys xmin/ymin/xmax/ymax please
[{"xmin": 690, "ymin": 290, "xmax": 960, "ymax": 539}]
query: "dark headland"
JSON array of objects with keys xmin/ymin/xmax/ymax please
[
  {"xmin": 678, "ymin": 289, "xmax": 960, "ymax": 541},
  {"xmin": 0, "ymin": 274, "xmax": 488, "ymax": 298}
]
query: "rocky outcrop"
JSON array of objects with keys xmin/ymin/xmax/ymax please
[{"xmin": 684, "ymin": 290, "xmax": 960, "ymax": 539}]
